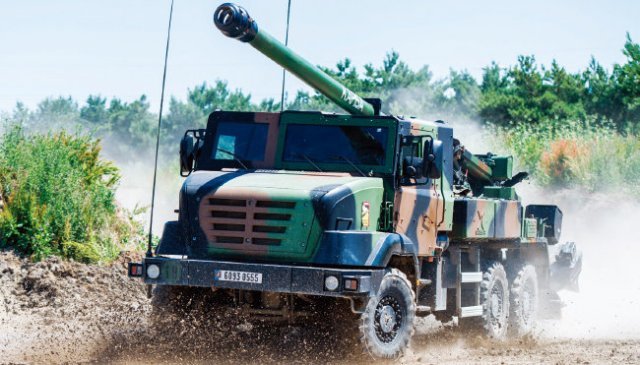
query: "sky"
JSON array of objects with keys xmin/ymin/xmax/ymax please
[{"xmin": 1, "ymin": 0, "xmax": 639, "ymax": 112}]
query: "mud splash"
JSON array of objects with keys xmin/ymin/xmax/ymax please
[
  {"xmin": 0, "ymin": 252, "xmax": 149, "ymax": 363},
  {"xmin": 2, "ymin": 188, "xmax": 640, "ymax": 364}
]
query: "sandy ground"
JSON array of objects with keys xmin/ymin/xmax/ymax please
[
  {"xmin": 0, "ymin": 250, "xmax": 639, "ymax": 365},
  {"xmin": 2, "ymin": 187, "xmax": 640, "ymax": 364}
]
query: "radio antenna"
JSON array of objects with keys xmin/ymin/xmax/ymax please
[
  {"xmin": 279, "ymin": 0, "xmax": 292, "ymax": 112},
  {"xmin": 147, "ymin": 0, "xmax": 175, "ymax": 257}
]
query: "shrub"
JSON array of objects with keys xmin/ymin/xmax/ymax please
[
  {"xmin": 488, "ymin": 118, "xmax": 640, "ymax": 194},
  {"xmin": 0, "ymin": 125, "xmax": 144, "ymax": 263}
]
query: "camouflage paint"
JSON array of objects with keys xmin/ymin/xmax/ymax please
[
  {"xmin": 451, "ymin": 198, "xmax": 522, "ymax": 240},
  {"xmin": 462, "ymin": 150, "xmax": 493, "ymax": 183},
  {"xmin": 494, "ymin": 200, "xmax": 521, "ymax": 238},
  {"xmin": 393, "ymin": 120, "xmax": 454, "ymax": 256},
  {"xmin": 184, "ymin": 111, "xmax": 532, "ymax": 268},
  {"xmin": 195, "ymin": 111, "xmax": 280, "ymax": 171},
  {"xmin": 195, "ymin": 170, "xmax": 384, "ymax": 263}
]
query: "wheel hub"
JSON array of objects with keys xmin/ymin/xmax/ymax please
[
  {"xmin": 379, "ymin": 305, "xmax": 397, "ymax": 333},
  {"xmin": 374, "ymin": 295, "xmax": 403, "ymax": 343}
]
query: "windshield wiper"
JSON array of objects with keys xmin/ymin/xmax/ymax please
[
  {"xmin": 335, "ymin": 155, "xmax": 366, "ymax": 177},
  {"xmin": 295, "ymin": 153, "xmax": 323, "ymax": 172},
  {"xmin": 217, "ymin": 148, "xmax": 248, "ymax": 169}
]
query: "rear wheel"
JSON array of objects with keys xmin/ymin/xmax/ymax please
[
  {"xmin": 460, "ymin": 262, "xmax": 510, "ymax": 339},
  {"xmin": 509, "ymin": 265, "xmax": 539, "ymax": 336},
  {"xmin": 359, "ymin": 268, "xmax": 416, "ymax": 359}
]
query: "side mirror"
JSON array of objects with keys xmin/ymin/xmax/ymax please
[
  {"xmin": 423, "ymin": 139, "xmax": 443, "ymax": 179},
  {"xmin": 180, "ymin": 134, "xmax": 195, "ymax": 176}
]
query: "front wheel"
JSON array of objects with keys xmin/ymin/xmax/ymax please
[{"xmin": 359, "ymin": 268, "xmax": 416, "ymax": 359}]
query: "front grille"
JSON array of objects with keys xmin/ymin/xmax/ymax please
[{"xmin": 200, "ymin": 194, "xmax": 296, "ymax": 248}]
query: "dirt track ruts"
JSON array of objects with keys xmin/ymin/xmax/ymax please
[{"xmin": 1, "ymin": 251, "xmax": 639, "ymax": 364}]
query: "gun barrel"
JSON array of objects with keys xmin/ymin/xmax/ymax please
[
  {"xmin": 462, "ymin": 150, "xmax": 493, "ymax": 183},
  {"xmin": 214, "ymin": 3, "xmax": 375, "ymax": 116}
]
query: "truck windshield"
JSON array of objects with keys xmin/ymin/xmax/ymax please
[
  {"xmin": 283, "ymin": 124, "xmax": 388, "ymax": 166},
  {"xmin": 211, "ymin": 121, "xmax": 269, "ymax": 161}
]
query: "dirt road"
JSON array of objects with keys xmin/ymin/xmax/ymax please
[
  {"xmin": 2, "ymin": 188, "xmax": 640, "ymax": 364},
  {"xmin": 1, "ymin": 251, "xmax": 639, "ymax": 365}
]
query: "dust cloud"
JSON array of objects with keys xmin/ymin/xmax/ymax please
[
  {"xmin": 519, "ymin": 185, "xmax": 640, "ymax": 340},
  {"xmin": 114, "ymin": 160, "xmax": 182, "ymax": 236}
]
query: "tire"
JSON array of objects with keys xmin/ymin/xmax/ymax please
[
  {"xmin": 460, "ymin": 262, "xmax": 510, "ymax": 339},
  {"xmin": 509, "ymin": 265, "xmax": 539, "ymax": 336},
  {"xmin": 359, "ymin": 268, "xmax": 416, "ymax": 359}
]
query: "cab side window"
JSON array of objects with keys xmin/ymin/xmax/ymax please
[{"xmin": 400, "ymin": 136, "xmax": 427, "ymax": 185}]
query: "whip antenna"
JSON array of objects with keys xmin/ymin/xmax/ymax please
[
  {"xmin": 147, "ymin": 0, "xmax": 175, "ymax": 257},
  {"xmin": 279, "ymin": 0, "xmax": 292, "ymax": 111}
]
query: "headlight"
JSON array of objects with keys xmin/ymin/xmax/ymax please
[
  {"xmin": 324, "ymin": 275, "xmax": 339, "ymax": 291},
  {"xmin": 146, "ymin": 264, "xmax": 160, "ymax": 279}
]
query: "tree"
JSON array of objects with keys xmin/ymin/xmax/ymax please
[
  {"xmin": 188, "ymin": 81, "xmax": 256, "ymax": 114},
  {"xmin": 612, "ymin": 33, "xmax": 640, "ymax": 131},
  {"xmin": 32, "ymin": 96, "xmax": 80, "ymax": 131},
  {"xmin": 80, "ymin": 95, "xmax": 108, "ymax": 125}
]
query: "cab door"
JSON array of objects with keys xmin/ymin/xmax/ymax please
[{"xmin": 393, "ymin": 130, "xmax": 446, "ymax": 257}]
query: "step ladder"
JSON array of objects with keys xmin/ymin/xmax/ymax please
[{"xmin": 454, "ymin": 248, "xmax": 484, "ymax": 318}]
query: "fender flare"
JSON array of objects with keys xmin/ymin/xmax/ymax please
[{"xmin": 365, "ymin": 233, "xmax": 419, "ymax": 272}]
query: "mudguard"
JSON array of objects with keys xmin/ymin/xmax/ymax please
[
  {"xmin": 155, "ymin": 221, "xmax": 187, "ymax": 256},
  {"xmin": 312, "ymin": 231, "xmax": 418, "ymax": 268}
]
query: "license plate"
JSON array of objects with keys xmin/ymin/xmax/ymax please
[{"xmin": 215, "ymin": 270, "xmax": 263, "ymax": 284}]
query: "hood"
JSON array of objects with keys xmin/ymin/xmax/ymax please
[
  {"xmin": 183, "ymin": 170, "xmax": 384, "ymax": 263},
  {"xmin": 185, "ymin": 169, "xmax": 369, "ymax": 193}
]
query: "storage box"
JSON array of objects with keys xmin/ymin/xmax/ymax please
[{"xmin": 524, "ymin": 205, "xmax": 563, "ymax": 244}]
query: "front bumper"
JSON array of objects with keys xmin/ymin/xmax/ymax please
[{"xmin": 129, "ymin": 256, "xmax": 384, "ymax": 297}]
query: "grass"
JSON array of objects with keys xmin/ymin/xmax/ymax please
[
  {"xmin": 0, "ymin": 125, "xmax": 145, "ymax": 263},
  {"xmin": 488, "ymin": 118, "xmax": 640, "ymax": 195}
]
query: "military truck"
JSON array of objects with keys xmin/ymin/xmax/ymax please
[{"xmin": 129, "ymin": 3, "xmax": 582, "ymax": 358}]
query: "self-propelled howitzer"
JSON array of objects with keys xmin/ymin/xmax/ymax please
[
  {"xmin": 128, "ymin": 3, "xmax": 582, "ymax": 359},
  {"xmin": 213, "ymin": 3, "xmax": 376, "ymax": 116}
]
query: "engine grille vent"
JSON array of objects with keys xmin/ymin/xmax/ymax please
[{"xmin": 201, "ymin": 195, "xmax": 296, "ymax": 248}]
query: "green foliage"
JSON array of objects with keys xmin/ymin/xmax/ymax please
[
  {"xmin": 489, "ymin": 119, "xmax": 640, "ymax": 194},
  {"xmin": 479, "ymin": 56, "xmax": 588, "ymax": 124},
  {"xmin": 0, "ymin": 126, "xmax": 145, "ymax": 263},
  {"xmin": 611, "ymin": 33, "xmax": 640, "ymax": 130},
  {"xmin": 479, "ymin": 35, "xmax": 640, "ymax": 130}
]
